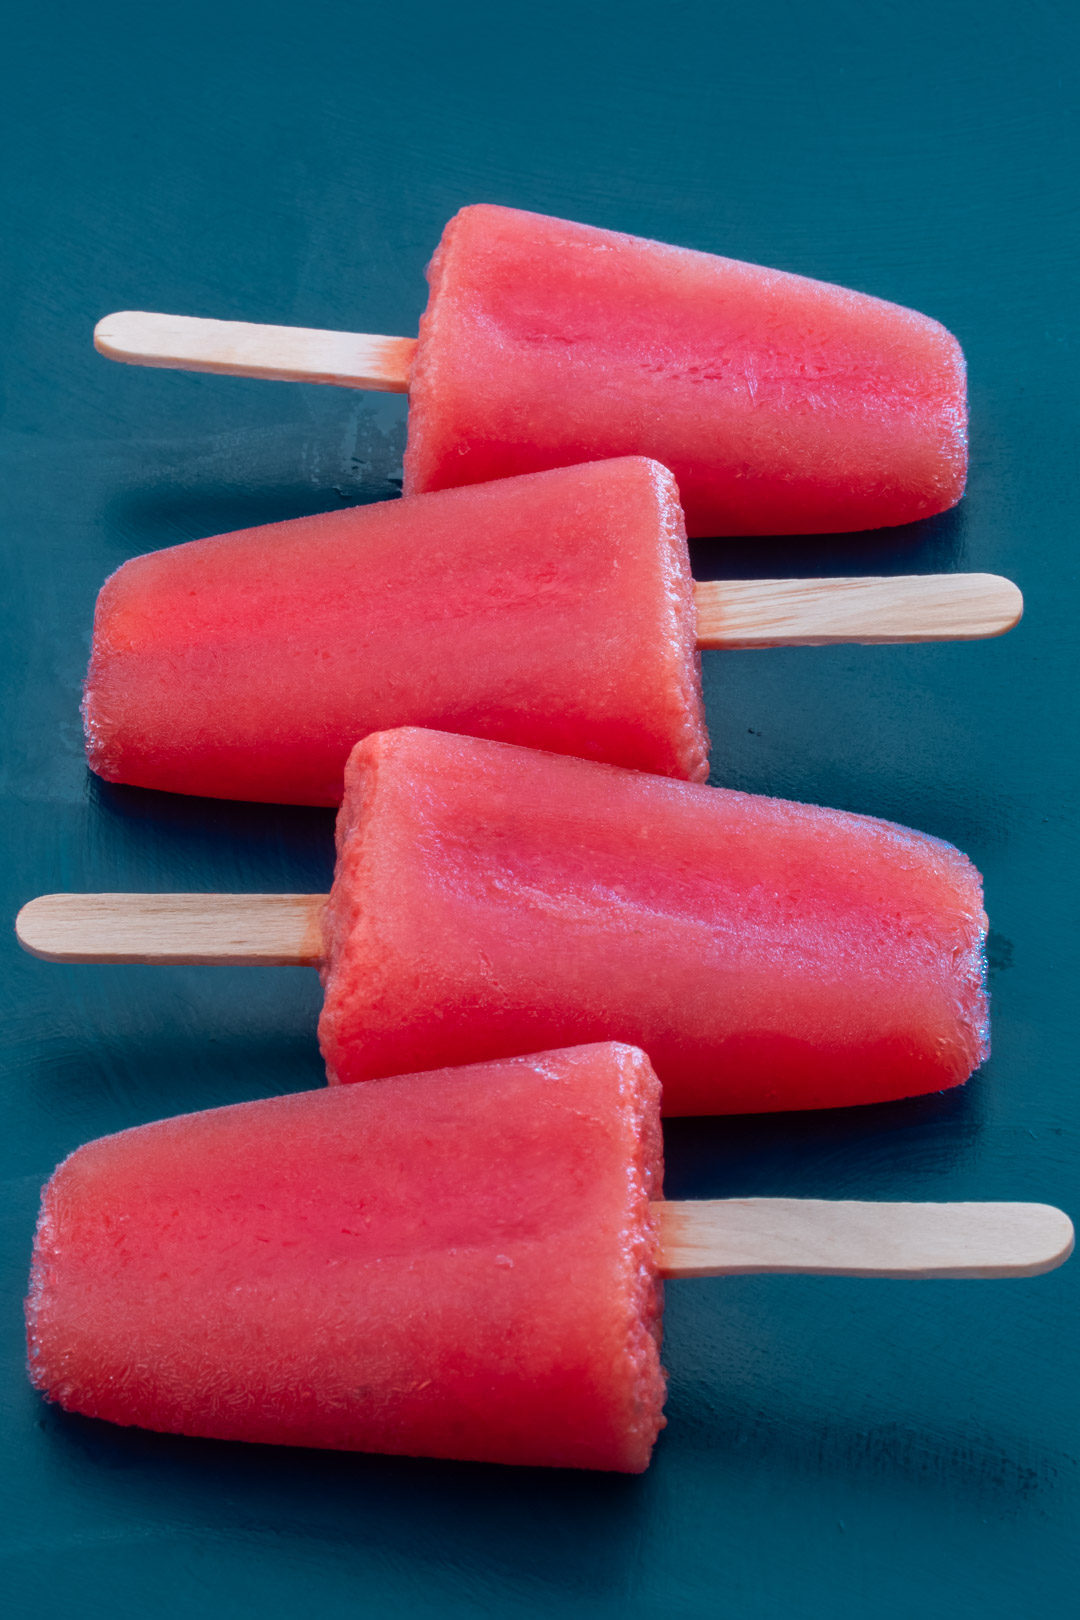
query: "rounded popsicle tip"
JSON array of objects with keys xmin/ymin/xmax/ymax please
[
  {"xmin": 15, "ymin": 895, "xmax": 72, "ymax": 961},
  {"xmin": 907, "ymin": 571, "xmax": 1023, "ymax": 642},
  {"xmin": 936, "ymin": 1202, "xmax": 1074, "ymax": 1278},
  {"xmin": 1025, "ymin": 1203, "xmax": 1075, "ymax": 1275},
  {"xmin": 974, "ymin": 573, "xmax": 1024, "ymax": 638},
  {"xmin": 94, "ymin": 311, "xmax": 154, "ymax": 362}
]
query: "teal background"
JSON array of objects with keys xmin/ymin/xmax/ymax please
[{"xmin": 2, "ymin": 1, "xmax": 1077, "ymax": 1614}]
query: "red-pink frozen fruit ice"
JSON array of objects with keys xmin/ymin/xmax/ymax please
[
  {"xmin": 319, "ymin": 728, "xmax": 989, "ymax": 1115},
  {"xmin": 404, "ymin": 205, "xmax": 967, "ymax": 537},
  {"xmin": 26, "ymin": 1043, "xmax": 665, "ymax": 1472},
  {"xmin": 82, "ymin": 457, "xmax": 706, "ymax": 804}
]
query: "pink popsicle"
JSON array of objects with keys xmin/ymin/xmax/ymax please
[
  {"xmin": 83, "ymin": 458, "xmax": 706, "ymax": 804},
  {"xmin": 403, "ymin": 206, "xmax": 968, "ymax": 537},
  {"xmin": 319, "ymin": 728, "xmax": 989, "ymax": 1116},
  {"xmin": 27, "ymin": 1044, "xmax": 665, "ymax": 1472}
]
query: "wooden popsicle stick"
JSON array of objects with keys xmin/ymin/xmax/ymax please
[
  {"xmin": 655, "ymin": 1198, "xmax": 1074, "ymax": 1279},
  {"xmin": 15, "ymin": 893, "xmax": 326, "ymax": 966},
  {"xmin": 693, "ymin": 574, "xmax": 1023, "ymax": 647},
  {"xmin": 94, "ymin": 312, "xmax": 416, "ymax": 392}
]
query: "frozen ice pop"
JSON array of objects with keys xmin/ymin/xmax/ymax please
[
  {"xmin": 82, "ymin": 455, "xmax": 1020, "ymax": 807},
  {"xmin": 319, "ymin": 729, "xmax": 988, "ymax": 1113},
  {"xmin": 95, "ymin": 205, "xmax": 968, "ymax": 536},
  {"xmin": 27, "ymin": 1043, "xmax": 666, "ymax": 1472},
  {"xmin": 25, "ymin": 1048, "xmax": 1073, "ymax": 1472},
  {"xmin": 406, "ymin": 206, "xmax": 968, "ymax": 535},
  {"xmin": 18, "ymin": 727, "xmax": 991, "ymax": 1116},
  {"xmin": 84, "ymin": 458, "xmax": 708, "ymax": 802}
]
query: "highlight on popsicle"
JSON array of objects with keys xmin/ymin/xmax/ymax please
[
  {"xmin": 19, "ymin": 726, "xmax": 992, "ymax": 1117},
  {"xmin": 94, "ymin": 203, "xmax": 970, "ymax": 537},
  {"xmin": 80, "ymin": 457, "xmax": 1022, "ymax": 807},
  {"xmin": 25, "ymin": 1046, "xmax": 1073, "ymax": 1473}
]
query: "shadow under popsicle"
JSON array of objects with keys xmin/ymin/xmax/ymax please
[
  {"xmin": 690, "ymin": 500, "xmax": 971, "ymax": 582},
  {"xmin": 84, "ymin": 776, "xmax": 336, "ymax": 893},
  {"xmin": 32, "ymin": 1399, "xmax": 652, "ymax": 1604}
]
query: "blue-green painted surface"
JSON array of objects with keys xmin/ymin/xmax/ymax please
[{"xmin": 2, "ymin": 2, "xmax": 1077, "ymax": 1614}]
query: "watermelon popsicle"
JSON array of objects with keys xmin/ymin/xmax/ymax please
[
  {"xmin": 82, "ymin": 456, "xmax": 1020, "ymax": 807},
  {"xmin": 96, "ymin": 205, "xmax": 968, "ymax": 537},
  {"xmin": 27, "ymin": 1044, "xmax": 668, "ymax": 1473},
  {"xmin": 18, "ymin": 727, "xmax": 991, "ymax": 1116},
  {"xmin": 407, "ymin": 205, "xmax": 968, "ymax": 536},
  {"xmin": 25, "ymin": 1047, "xmax": 1073, "ymax": 1473},
  {"xmin": 84, "ymin": 458, "xmax": 709, "ymax": 802}
]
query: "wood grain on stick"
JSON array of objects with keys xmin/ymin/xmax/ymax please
[
  {"xmin": 94, "ymin": 312, "xmax": 416, "ymax": 391},
  {"xmin": 15, "ymin": 893, "xmax": 326, "ymax": 966},
  {"xmin": 655, "ymin": 1198, "xmax": 1074, "ymax": 1279},
  {"xmin": 693, "ymin": 574, "xmax": 1023, "ymax": 648}
]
